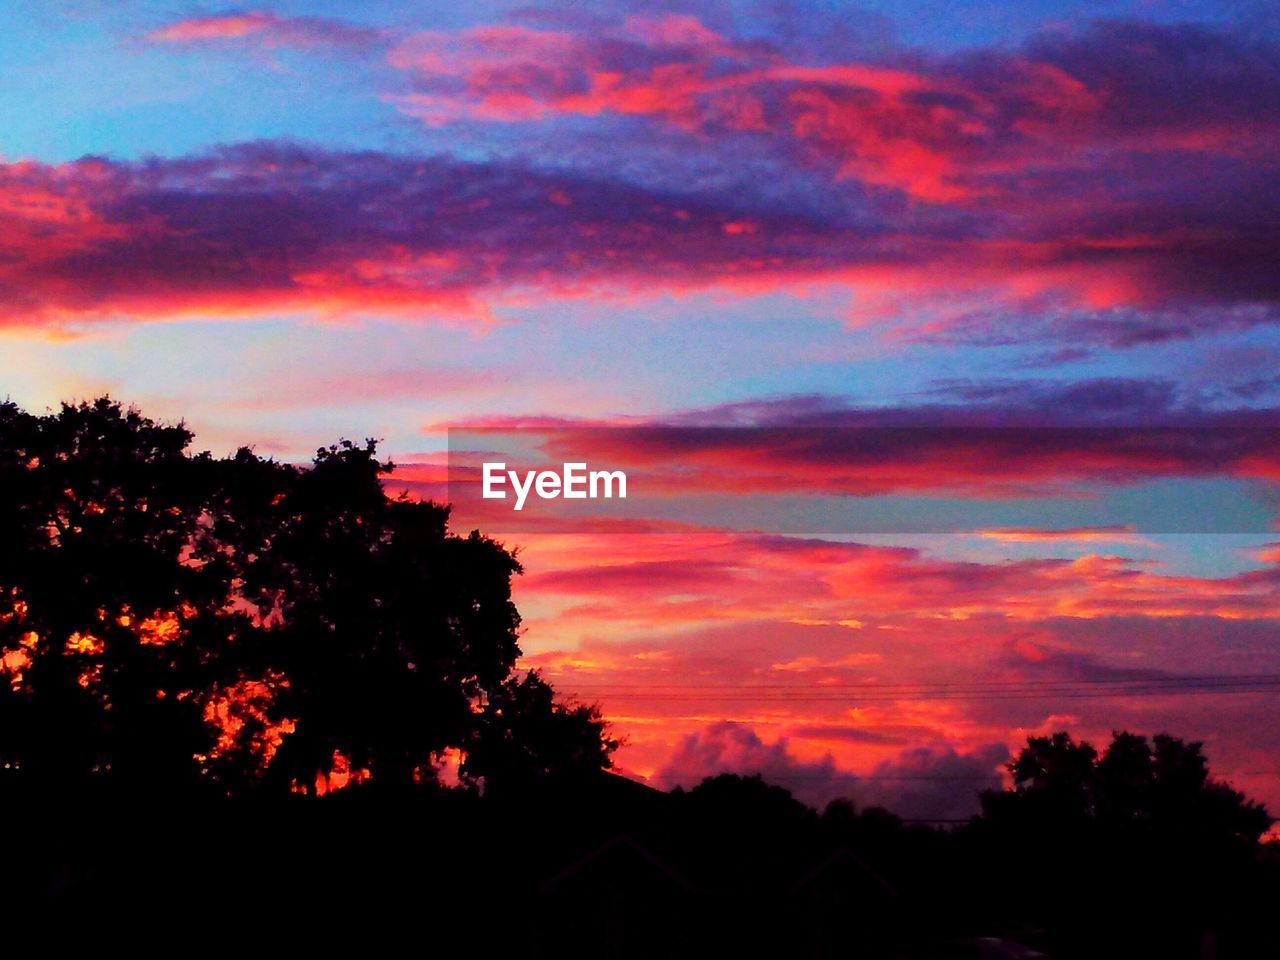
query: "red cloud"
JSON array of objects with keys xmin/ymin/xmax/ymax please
[
  {"xmin": 0, "ymin": 145, "xmax": 870, "ymax": 331},
  {"xmin": 509, "ymin": 528, "xmax": 1280, "ymax": 809},
  {"xmin": 388, "ymin": 17, "xmax": 1276, "ymax": 205},
  {"xmin": 381, "ymin": 17, "xmax": 1280, "ymax": 336},
  {"xmin": 511, "ymin": 529, "xmax": 1280, "ymax": 635},
  {"xmin": 389, "ymin": 21, "xmax": 1034, "ymax": 201},
  {"xmin": 1, "ymin": 130, "xmax": 1276, "ymax": 343}
]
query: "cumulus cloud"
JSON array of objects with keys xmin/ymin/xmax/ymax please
[
  {"xmin": 853, "ymin": 743, "xmax": 1011, "ymax": 821},
  {"xmin": 653, "ymin": 721, "xmax": 1006, "ymax": 818},
  {"xmin": 654, "ymin": 722, "xmax": 843, "ymax": 803}
]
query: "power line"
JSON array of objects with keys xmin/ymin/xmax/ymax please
[
  {"xmin": 658, "ymin": 771, "xmax": 1280, "ymax": 782},
  {"xmin": 555, "ymin": 673, "xmax": 1280, "ymax": 701},
  {"xmin": 562, "ymin": 674, "xmax": 1280, "ymax": 690},
  {"xmin": 562, "ymin": 688, "xmax": 1280, "ymax": 701}
]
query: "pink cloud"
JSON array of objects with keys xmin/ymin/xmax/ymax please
[
  {"xmin": 1, "ymin": 133, "xmax": 1276, "ymax": 345},
  {"xmin": 147, "ymin": 11, "xmax": 381, "ymax": 51},
  {"xmin": 651, "ymin": 721, "xmax": 1007, "ymax": 817},
  {"xmin": 388, "ymin": 17, "xmax": 1277, "ymax": 206}
]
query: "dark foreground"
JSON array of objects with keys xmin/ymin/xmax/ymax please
[{"xmin": 8, "ymin": 773, "xmax": 1277, "ymax": 959}]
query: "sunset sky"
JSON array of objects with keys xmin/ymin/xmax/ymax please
[{"xmin": 3, "ymin": 0, "xmax": 1279, "ymax": 819}]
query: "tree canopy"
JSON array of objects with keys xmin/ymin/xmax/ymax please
[
  {"xmin": 0, "ymin": 397, "xmax": 614, "ymax": 800},
  {"xmin": 981, "ymin": 730, "xmax": 1272, "ymax": 846}
]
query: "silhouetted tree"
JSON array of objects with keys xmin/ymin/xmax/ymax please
[
  {"xmin": 464, "ymin": 670, "xmax": 617, "ymax": 796},
  {"xmin": 0, "ymin": 398, "xmax": 218, "ymax": 796},
  {"xmin": 972, "ymin": 730, "xmax": 1275, "ymax": 957},
  {"xmin": 982, "ymin": 730, "xmax": 1271, "ymax": 845},
  {"xmin": 0, "ymin": 398, "xmax": 614, "ymax": 801}
]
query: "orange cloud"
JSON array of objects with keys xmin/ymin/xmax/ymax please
[
  {"xmin": 977, "ymin": 526, "xmax": 1150, "ymax": 544},
  {"xmin": 149, "ymin": 13, "xmax": 278, "ymax": 41}
]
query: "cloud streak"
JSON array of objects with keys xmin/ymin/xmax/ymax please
[{"xmin": 147, "ymin": 10, "xmax": 382, "ymax": 52}]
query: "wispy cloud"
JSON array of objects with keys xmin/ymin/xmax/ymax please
[
  {"xmin": 147, "ymin": 10, "xmax": 382, "ymax": 52},
  {"xmin": 976, "ymin": 525, "xmax": 1150, "ymax": 545}
]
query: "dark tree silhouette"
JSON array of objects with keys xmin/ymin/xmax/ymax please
[
  {"xmin": 973, "ymin": 730, "xmax": 1275, "ymax": 959},
  {"xmin": 464, "ymin": 669, "xmax": 617, "ymax": 796},
  {"xmin": 0, "ymin": 398, "xmax": 216, "ymax": 796},
  {"xmin": 0, "ymin": 398, "xmax": 613, "ymax": 800},
  {"xmin": 982, "ymin": 730, "xmax": 1272, "ymax": 845}
]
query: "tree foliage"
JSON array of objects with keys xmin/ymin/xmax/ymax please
[
  {"xmin": 981, "ymin": 729, "xmax": 1272, "ymax": 845},
  {"xmin": 0, "ymin": 397, "xmax": 614, "ymax": 799}
]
